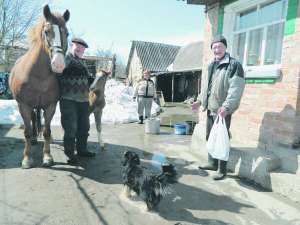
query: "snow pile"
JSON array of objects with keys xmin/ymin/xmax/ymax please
[
  {"xmin": 0, "ymin": 100, "xmax": 23, "ymax": 124},
  {"xmin": 0, "ymin": 79, "xmax": 160, "ymax": 125},
  {"xmin": 101, "ymin": 79, "xmax": 160, "ymax": 124}
]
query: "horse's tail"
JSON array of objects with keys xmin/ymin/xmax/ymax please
[{"xmin": 36, "ymin": 108, "xmax": 42, "ymax": 137}]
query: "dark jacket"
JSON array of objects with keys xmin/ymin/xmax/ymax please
[
  {"xmin": 59, "ymin": 53, "xmax": 90, "ymax": 102},
  {"xmin": 197, "ymin": 53, "xmax": 245, "ymax": 114}
]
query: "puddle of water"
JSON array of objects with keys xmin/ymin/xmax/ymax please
[{"xmin": 159, "ymin": 114, "xmax": 197, "ymax": 127}]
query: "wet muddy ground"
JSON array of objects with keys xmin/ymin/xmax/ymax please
[{"xmin": 0, "ymin": 104, "xmax": 300, "ymax": 225}]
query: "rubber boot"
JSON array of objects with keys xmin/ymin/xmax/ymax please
[
  {"xmin": 213, "ymin": 160, "xmax": 227, "ymax": 180},
  {"xmin": 138, "ymin": 115, "xmax": 143, "ymax": 124},
  {"xmin": 198, "ymin": 154, "xmax": 218, "ymax": 171},
  {"xmin": 76, "ymin": 136, "xmax": 95, "ymax": 157},
  {"xmin": 64, "ymin": 137, "xmax": 78, "ymax": 164}
]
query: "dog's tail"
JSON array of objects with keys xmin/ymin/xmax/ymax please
[
  {"xmin": 151, "ymin": 164, "xmax": 177, "ymax": 197},
  {"xmin": 161, "ymin": 163, "xmax": 177, "ymax": 184}
]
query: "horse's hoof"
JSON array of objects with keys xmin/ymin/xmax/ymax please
[
  {"xmin": 42, "ymin": 157, "xmax": 54, "ymax": 167},
  {"xmin": 101, "ymin": 143, "xmax": 106, "ymax": 151},
  {"xmin": 21, "ymin": 158, "xmax": 34, "ymax": 169}
]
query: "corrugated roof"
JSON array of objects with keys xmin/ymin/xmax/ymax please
[
  {"xmin": 172, "ymin": 41, "xmax": 203, "ymax": 72},
  {"xmin": 126, "ymin": 40, "xmax": 180, "ymax": 74},
  {"xmin": 187, "ymin": 0, "xmax": 219, "ymax": 5}
]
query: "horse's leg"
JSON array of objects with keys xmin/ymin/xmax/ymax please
[
  {"xmin": 94, "ymin": 109, "xmax": 105, "ymax": 151},
  {"xmin": 42, "ymin": 102, "xmax": 56, "ymax": 167},
  {"xmin": 18, "ymin": 103, "xmax": 34, "ymax": 168},
  {"xmin": 31, "ymin": 109, "xmax": 38, "ymax": 145}
]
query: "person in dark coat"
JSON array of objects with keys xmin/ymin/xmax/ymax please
[
  {"xmin": 192, "ymin": 35, "xmax": 245, "ymax": 180},
  {"xmin": 59, "ymin": 37, "xmax": 95, "ymax": 164}
]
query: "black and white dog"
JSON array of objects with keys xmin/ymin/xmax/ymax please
[{"xmin": 122, "ymin": 151, "xmax": 177, "ymax": 210}]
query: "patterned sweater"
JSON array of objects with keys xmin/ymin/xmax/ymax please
[{"xmin": 59, "ymin": 53, "xmax": 90, "ymax": 102}]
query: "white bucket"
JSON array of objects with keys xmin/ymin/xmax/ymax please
[{"xmin": 145, "ymin": 118, "xmax": 160, "ymax": 134}]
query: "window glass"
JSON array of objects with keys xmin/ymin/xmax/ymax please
[
  {"xmin": 264, "ymin": 22, "xmax": 284, "ymax": 65},
  {"xmin": 232, "ymin": 0, "xmax": 286, "ymax": 67},
  {"xmin": 233, "ymin": 32, "xmax": 246, "ymax": 64},
  {"xmin": 247, "ymin": 28, "xmax": 263, "ymax": 66},
  {"xmin": 259, "ymin": 0, "xmax": 285, "ymax": 24},
  {"xmin": 238, "ymin": 8, "xmax": 258, "ymax": 30}
]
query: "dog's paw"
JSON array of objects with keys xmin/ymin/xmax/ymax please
[{"xmin": 123, "ymin": 187, "xmax": 131, "ymax": 198}]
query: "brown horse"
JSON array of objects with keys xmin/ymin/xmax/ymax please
[{"xmin": 9, "ymin": 5, "xmax": 70, "ymax": 168}]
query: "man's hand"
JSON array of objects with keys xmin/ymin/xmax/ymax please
[
  {"xmin": 100, "ymin": 69, "xmax": 111, "ymax": 76},
  {"xmin": 218, "ymin": 106, "xmax": 228, "ymax": 118},
  {"xmin": 133, "ymin": 96, "xmax": 136, "ymax": 101},
  {"xmin": 191, "ymin": 101, "xmax": 200, "ymax": 112}
]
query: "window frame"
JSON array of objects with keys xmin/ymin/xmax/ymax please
[{"xmin": 223, "ymin": 0, "xmax": 288, "ymax": 78}]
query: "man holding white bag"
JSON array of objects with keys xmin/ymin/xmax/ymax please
[{"xmin": 192, "ymin": 35, "xmax": 245, "ymax": 180}]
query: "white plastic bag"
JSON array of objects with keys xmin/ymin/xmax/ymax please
[{"xmin": 206, "ymin": 115, "xmax": 230, "ymax": 161}]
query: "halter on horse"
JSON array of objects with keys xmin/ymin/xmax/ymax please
[{"xmin": 9, "ymin": 5, "xmax": 70, "ymax": 168}]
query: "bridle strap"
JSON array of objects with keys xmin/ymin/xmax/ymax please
[{"xmin": 42, "ymin": 23, "xmax": 64, "ymax": 58}]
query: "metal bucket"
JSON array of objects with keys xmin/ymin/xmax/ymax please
[{"xmin": 145, "ymin": 118, "xmax": 160, "ymax": 134}]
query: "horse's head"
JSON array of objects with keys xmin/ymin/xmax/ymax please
[
  {"xmin": 42, "ymin": 5, "xmax": 70, "ymax": 73},
  {"xmin": 89, "ymin": 70, "xmax": 111, "ymax": 93}
]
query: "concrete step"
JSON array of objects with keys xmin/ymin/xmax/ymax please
[
  {"xmin": 190, "ymin": 124, "xmax": 281, "ymax": 190},
  {"xmin": 226, "ymin": 147, "xmax": 280, "ymax": 190},
  {"xmin": 268, "ymin": 146, "xmax": 300, "ymax": 175}
]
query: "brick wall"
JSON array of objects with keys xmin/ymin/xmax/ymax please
[{"xmin": 199, "ymin": 1, "xmax": 300, "ymax": 149}]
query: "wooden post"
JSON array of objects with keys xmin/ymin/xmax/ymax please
[
  {"xmin": 197, "ymin": 72, "xmax": 200, "ymax": 94},
  {"xmin": 172, "ymin": 74, "xmax": 174, "ymax": 102}
]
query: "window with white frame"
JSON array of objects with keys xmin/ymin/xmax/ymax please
[{"xmin": 230, "ymin": 0, "xmax": 287, "ymax": 68}]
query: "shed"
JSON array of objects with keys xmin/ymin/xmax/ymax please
[
  {"xmin": 126, "ymin": 40, "xmax": 180, "ymax": 86},
  {"xmin": 82, "ymin": 55, "xmax": 116, "ymax": 77},
  {"xmin": 154, "ymin": 41, "xmax": 203, "ymax": 102}
]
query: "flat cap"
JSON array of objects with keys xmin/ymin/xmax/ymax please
[
  {"xmin": 71, "ymin": 37, "xmax": 88, "ymax": 48},
  {"xmin": 211, "ymin": 34, "xmax": 227, "ymax": 49}
]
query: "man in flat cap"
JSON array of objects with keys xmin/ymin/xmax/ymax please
[
  {"xmin": 192, "ymin": 34, "xmax": 245, "ymax": 180},
  {"xmin": 59, "ymin": 37, "xmax": 95, "ymax": 164}
]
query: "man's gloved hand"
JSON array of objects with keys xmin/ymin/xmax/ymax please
[{"xmin": 133, "ymin": 97, "xmax": 136, "ymax": 101}]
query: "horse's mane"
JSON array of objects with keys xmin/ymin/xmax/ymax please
[
  {"xmin": 28, "ymin": 17, "xmax": 45, "ymax": 45},
  {"xmin": 28, "ymin": 13, "xmax": 66, "ymax": 45}
]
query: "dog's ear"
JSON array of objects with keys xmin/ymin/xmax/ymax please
[
  {"xmin": 122, "ymin": 151, "xmax": 130, "ymax": 166},
  {"xmin": 132, "ymin": 153, "xmax": 140, "ymax": 165},
  {"xmin": 124, "ymin": 151, "xmax": 132, "ymax": 160}
]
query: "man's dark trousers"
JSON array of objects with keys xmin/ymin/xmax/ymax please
[{"xmin": 60, "ymin": 99, "xmax": 90, "ymax": 157}]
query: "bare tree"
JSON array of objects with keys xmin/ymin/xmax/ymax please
[
  {"xmin": 0, "ymin": 0, "xmax": 47, "ymax": 71},
  {"xmin": 0, "ymin": 0, "xmax": 46, "ymax": 46}
]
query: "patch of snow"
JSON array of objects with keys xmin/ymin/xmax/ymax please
[{"xmin": 0, "ymin": 79, "xmax": 160, "ymax": 125}]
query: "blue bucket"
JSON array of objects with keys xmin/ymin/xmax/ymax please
[{"xmin": 174, "ymin": 123, "xmax": 187, "ymax": 135}]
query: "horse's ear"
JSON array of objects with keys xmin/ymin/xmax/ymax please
[
  {"xmin": 63, "ymin": 10, "xmax": 70, "ymax": 22},
  {"xmin": 43, "ymin": 5, "xmax": 53, "ymax": 22}
]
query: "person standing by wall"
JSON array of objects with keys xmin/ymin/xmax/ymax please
[
  {"xmin": 192, "ymin": 35, "xmax": 245, "ymax": 180},
  {"xmin": 133, "ymin": 70, "xmax": 157, "ymax": 124},
  {"xmin": 59, "ymin": 37, "xmax": 95, "ymax": 164}
]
